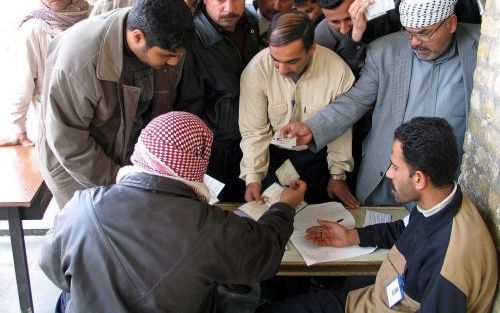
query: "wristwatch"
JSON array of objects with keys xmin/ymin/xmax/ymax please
[{"xmin": 331, "ymin": 173, "xmax": 347, "ymax": 181}]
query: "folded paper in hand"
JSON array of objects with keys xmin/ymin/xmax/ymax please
[
  {"xmin": 270, "ymin": 132, "xmax": 307, "ymax": 151},
  {"xmin": 275, "ymin": 159, "xmax": 300, "ymax": 186},
  {"xmin": 237, "ymin": 183, "xmax": 307, "ymax": 221},
  {"xmin": 365, "ymin": 0, "xmax": 395, "ymax": 21}
]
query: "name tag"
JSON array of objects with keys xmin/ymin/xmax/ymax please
[{"xmin": 386, "ymin": 275, "xmax": 404, "ymax": 308}]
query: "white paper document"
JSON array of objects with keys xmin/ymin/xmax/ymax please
[
  {"xmin": 203, "ymin": 174, "xmax": 225, "ymax": 205},
  {"xmin": 275, "ymin": 159, "xmax": 300, "ymax": 186},
  {"xmin": 237, "ymin": 183, "xmax": 307, "ymax": 221},
  {"xmin": 291, "ymin": 202, "xmax": 376, "ymax": 265},
  {"xmin": 270, "ymin": 132, "xmax": 307, "ymax": 151},
  {"xmin": 293, "ymin": 202, "xmax": 355, "ymax": 232},
  {"xmin": 365, "ymin": 0, "xmax": 395, "ymax": 21},
  {"xmin": 363, "ymin": 210, "xmax": 392, "ymax": 226},
  {"xmin": 291, "ymin": 232, "xmax": 377, "ymax": 266}
]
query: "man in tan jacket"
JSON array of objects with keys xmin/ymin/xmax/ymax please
[
  {"xmin": 239, "ymin": 11, "xmax": 357, "ymax": 206},
  {"xmin": 38, "ymin": 0, "xmax": 195, "ymax": 207}
]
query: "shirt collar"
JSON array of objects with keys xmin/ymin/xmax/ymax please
[{"xmin": 417, "ymin": 182, "xmax": 457, "ymax": 217}]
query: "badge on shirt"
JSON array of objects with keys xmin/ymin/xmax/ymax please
[{"xmin": 386, "ymin": 275, "xmax": 405, "ymax": 308}]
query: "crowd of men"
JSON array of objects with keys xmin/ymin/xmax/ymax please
[{"xmin": 1, "ymin": 0, "xmax": 497, "ymax": 312}]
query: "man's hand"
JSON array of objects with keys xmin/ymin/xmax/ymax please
[
  {"xmin": 327, "ymin": 179, "xmax": 360, "ymax": 208},
  {"xmin": 245, "ymin": 182, "xmax": 263, "ymax": 203},
  {"xmin": 348, "ymin": 0, "xmax": 373, "ymax": 42},
  {"xmin": 280, "ymin": 180, "xmax": 307, "ymax": 208},
  {"xmin": 0, "ymin": 132, "xmax": 34, "ymax": 147},
  {"xmin": 305, "ymin": 219, "xmax": 360, "ymax": 247},
  {"xmin": 279, "ymin": 122, "xmax": 313, "ymax": 146}
]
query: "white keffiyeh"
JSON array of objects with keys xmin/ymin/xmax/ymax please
[{"xmin": 400, "ymin": 0, "xmax": 457, "ymax": 28}]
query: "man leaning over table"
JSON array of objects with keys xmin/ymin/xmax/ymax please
[
  {"xmin": 37, "ymin": 0, "xmax": 194, "ymax": 208},
  {"xmin": 258, "ymin": 117, "xmax": 498, "ymax": 313},
  {"xmin": 239, "ymin": 11, "xmax": 357, "ymax": 206},
  {"xmin": 281, "ymin": 0, "xmax": 480, "ymax": 208}
]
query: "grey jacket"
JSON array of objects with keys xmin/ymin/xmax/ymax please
[
  {"xmin": 39, "ymin": 172, "xmax": 294, "ymax": 313},
  {"xmin": 306, "ymin": 24, "xmax": 480, "ymax": 204},
  {"xmin": 38, "ymin": 9, "xmax": 156, "ymax": 208}
]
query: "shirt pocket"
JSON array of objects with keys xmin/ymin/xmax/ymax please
[
  {"xmin": 436, "ymin": 82, "xmax": 466, "ymax": 118},
  {"xmin": 268, "ymin": 102, "xmax": 289, "ymax": 130},
  {"xmin": 303, "ymin": 100, "xmax": 326, "ymax": 119}
]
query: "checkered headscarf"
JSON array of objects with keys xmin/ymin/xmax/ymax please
[
  {"xmin": 400, "ymin": 0, "xmax": 457, "ymax": 28},
  {"xmin": 131, "ymin": 112, "xmax": 213, "ymax": 182}
]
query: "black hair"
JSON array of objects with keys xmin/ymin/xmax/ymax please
[
  {"xmin": 268, "ymin": 11, "xmax": 314, "ymax": 50},
  {"xmin": 316, "ymin": 0, "xmax": 345, "ymax": 9},
  {"xmin": 294, "ymin": 0, "xmax": 315, "ymax": 6},
  {"xmin": 127, "ymin": 0, "xmax": 195, "ymax": 51},
  {"xmin": 394, "ymin": 117, "xmax": 458, "ymax": 187}
]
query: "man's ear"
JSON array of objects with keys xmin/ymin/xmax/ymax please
[
  {"xmin": 130, "ymin": 29, "xmax": 147, "ymax": 46},
  {"xmin": 413, "ymin": 170, "xmax": 428, "ymax": 192}
]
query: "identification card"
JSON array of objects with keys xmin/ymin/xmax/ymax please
[{"xmin": 386, "ymin": 275, "xmax": 404, "ymax": 308}]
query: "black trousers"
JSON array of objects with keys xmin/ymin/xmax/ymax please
[
  {"xmin": 207, "ymin": 139, "xmax": 245, "ymax": 202},
  {"xmin": 262, "ymin": 145, "xmax": 330, "ymax": 204},
  {"xmin": 257, "ymin": 289, "xmax": 348, "ymax": 313}
]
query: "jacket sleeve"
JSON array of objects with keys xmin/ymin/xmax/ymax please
[
  {"xmin": 324, "ymin": 61, "xmax": 356, "ymax": 175},
  {"xmin": 305, "ymin": 43, "xmax": 379, "ymax": 152},
  {"xmin": 5, "ymin": 21, "xmax": 42, "ymax": 135},
  {"xmin": 44, "ymin": 68, "xmax": 120, "ymax": 187},
  {"xmin": 357, "ymin": 220, "xmax": 405, "ymax": 249},
  {"xmin": 210, "ymin": 202, "xmax": 294, "ymax": 284},
  {"xmin": 238, "ymin": 63, "xmax": 273, "ymax": 184},
  {"xmin": 417, "ymin": 275, "xmax": 467, "ymax": 313}
]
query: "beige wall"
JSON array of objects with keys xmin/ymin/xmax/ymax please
[{"xmin": 459, "ymin": 1, "xmax": 500, "ymax": 312}]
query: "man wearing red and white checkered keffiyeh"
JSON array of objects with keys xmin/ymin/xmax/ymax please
[{"xmin": 118, "ymin": 111, "xmax": 214, "ymax": 202}]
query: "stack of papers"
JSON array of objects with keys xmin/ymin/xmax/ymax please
[
  {"xmin": 365, "ymin": 0, "xmax": 395, "ymax": 21},
  {"xmin": 363, "ymin": 210, "xmax": 392, "ymax": 226},
  {"xmin": 290, "ymin": 202, "xmax": 376, "ymax": 266}
]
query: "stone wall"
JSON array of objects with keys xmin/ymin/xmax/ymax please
[{"xmin": 458, "ymin": 1, "xmax": 500, "ymax": 311}]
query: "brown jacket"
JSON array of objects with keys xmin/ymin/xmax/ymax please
[{"xmin": 38, "ymin": 9, "xmax": 156, "ymax": 207}]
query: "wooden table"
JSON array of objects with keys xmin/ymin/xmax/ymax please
[
  {"xmin": 0, "ymin": 146, "xmax": 52, "ymax": 313},
  {"xmin": 218, "ymin": 203, "xmax": 408, "ymax": 277}
]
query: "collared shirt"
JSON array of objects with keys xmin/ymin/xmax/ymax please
[
  {"xmin": 404, "ymin": 39, "xmax": 466, "ymax": 153},
  {"xmin": 239, "ymin": 45, "xmax": 355, "ymax": 184},
  {"xmin": 417, "ymin": 183, "xmax": 458, "ymax": 217}
]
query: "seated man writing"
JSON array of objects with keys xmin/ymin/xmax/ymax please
[
  {"xmin": 39, "ymin": 112, "xmax": 306, "ymax": 313},
  {"xmin": 258, "ymin": 117, "xmax": 498, "ymax": 312}
]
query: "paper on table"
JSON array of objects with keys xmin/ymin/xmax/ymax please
[
  {"xmin": 203, "ymin": 174, "xmax": 225, "ymax": 205},
  {"xmin": 365, "ymin": 0, "xmax": 395, "ymax": 21},
  {"xmin": 275, "ymin": 159, "xmax": 300, "ymax": 186},
  {"xmin": 237, "ymin": 183, "xmax": 307, "ymax": 220},
  {"xmin": 293, "ymin": 202, "xmax": 355, "ymax": 232},
  {"xmin": 291, "ymin": 231, "xmax": 377, "ymax": 266},
  {"xmin": 291, "ymin": 202, "xmax": 376, "ymax": 265},
  {"xmin": 363, "ymin": 210, "xmax": 391, "ymax": 226}
]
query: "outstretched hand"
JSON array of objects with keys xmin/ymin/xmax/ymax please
[
  {"xmin": 280, "ymin": 122, "xmax": 313, "ymax": 146},
  {"xmin": 280, "ymin": 180, "xmax": 307, "ymax": 208},
  {"xmin": 305, "ymin": 219, "xmax": 360, "ymax": 247}
]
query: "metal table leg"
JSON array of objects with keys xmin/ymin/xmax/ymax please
[{"xmin": 7, "ymin": 207, "xmax": 34, "ymax": 313}]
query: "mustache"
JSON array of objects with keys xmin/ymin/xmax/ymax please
[{"xmin": 220, "ymin": 12, "xmax": 241, "ymax": 19}]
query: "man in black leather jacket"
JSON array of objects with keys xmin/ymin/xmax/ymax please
[
  {"xmin": 175, "ymin": 0, "xmax": 261, "ymax": 202},
  {"xmin": 40, "ymin": 112, "xmax": 306, "ymax": 313}
]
